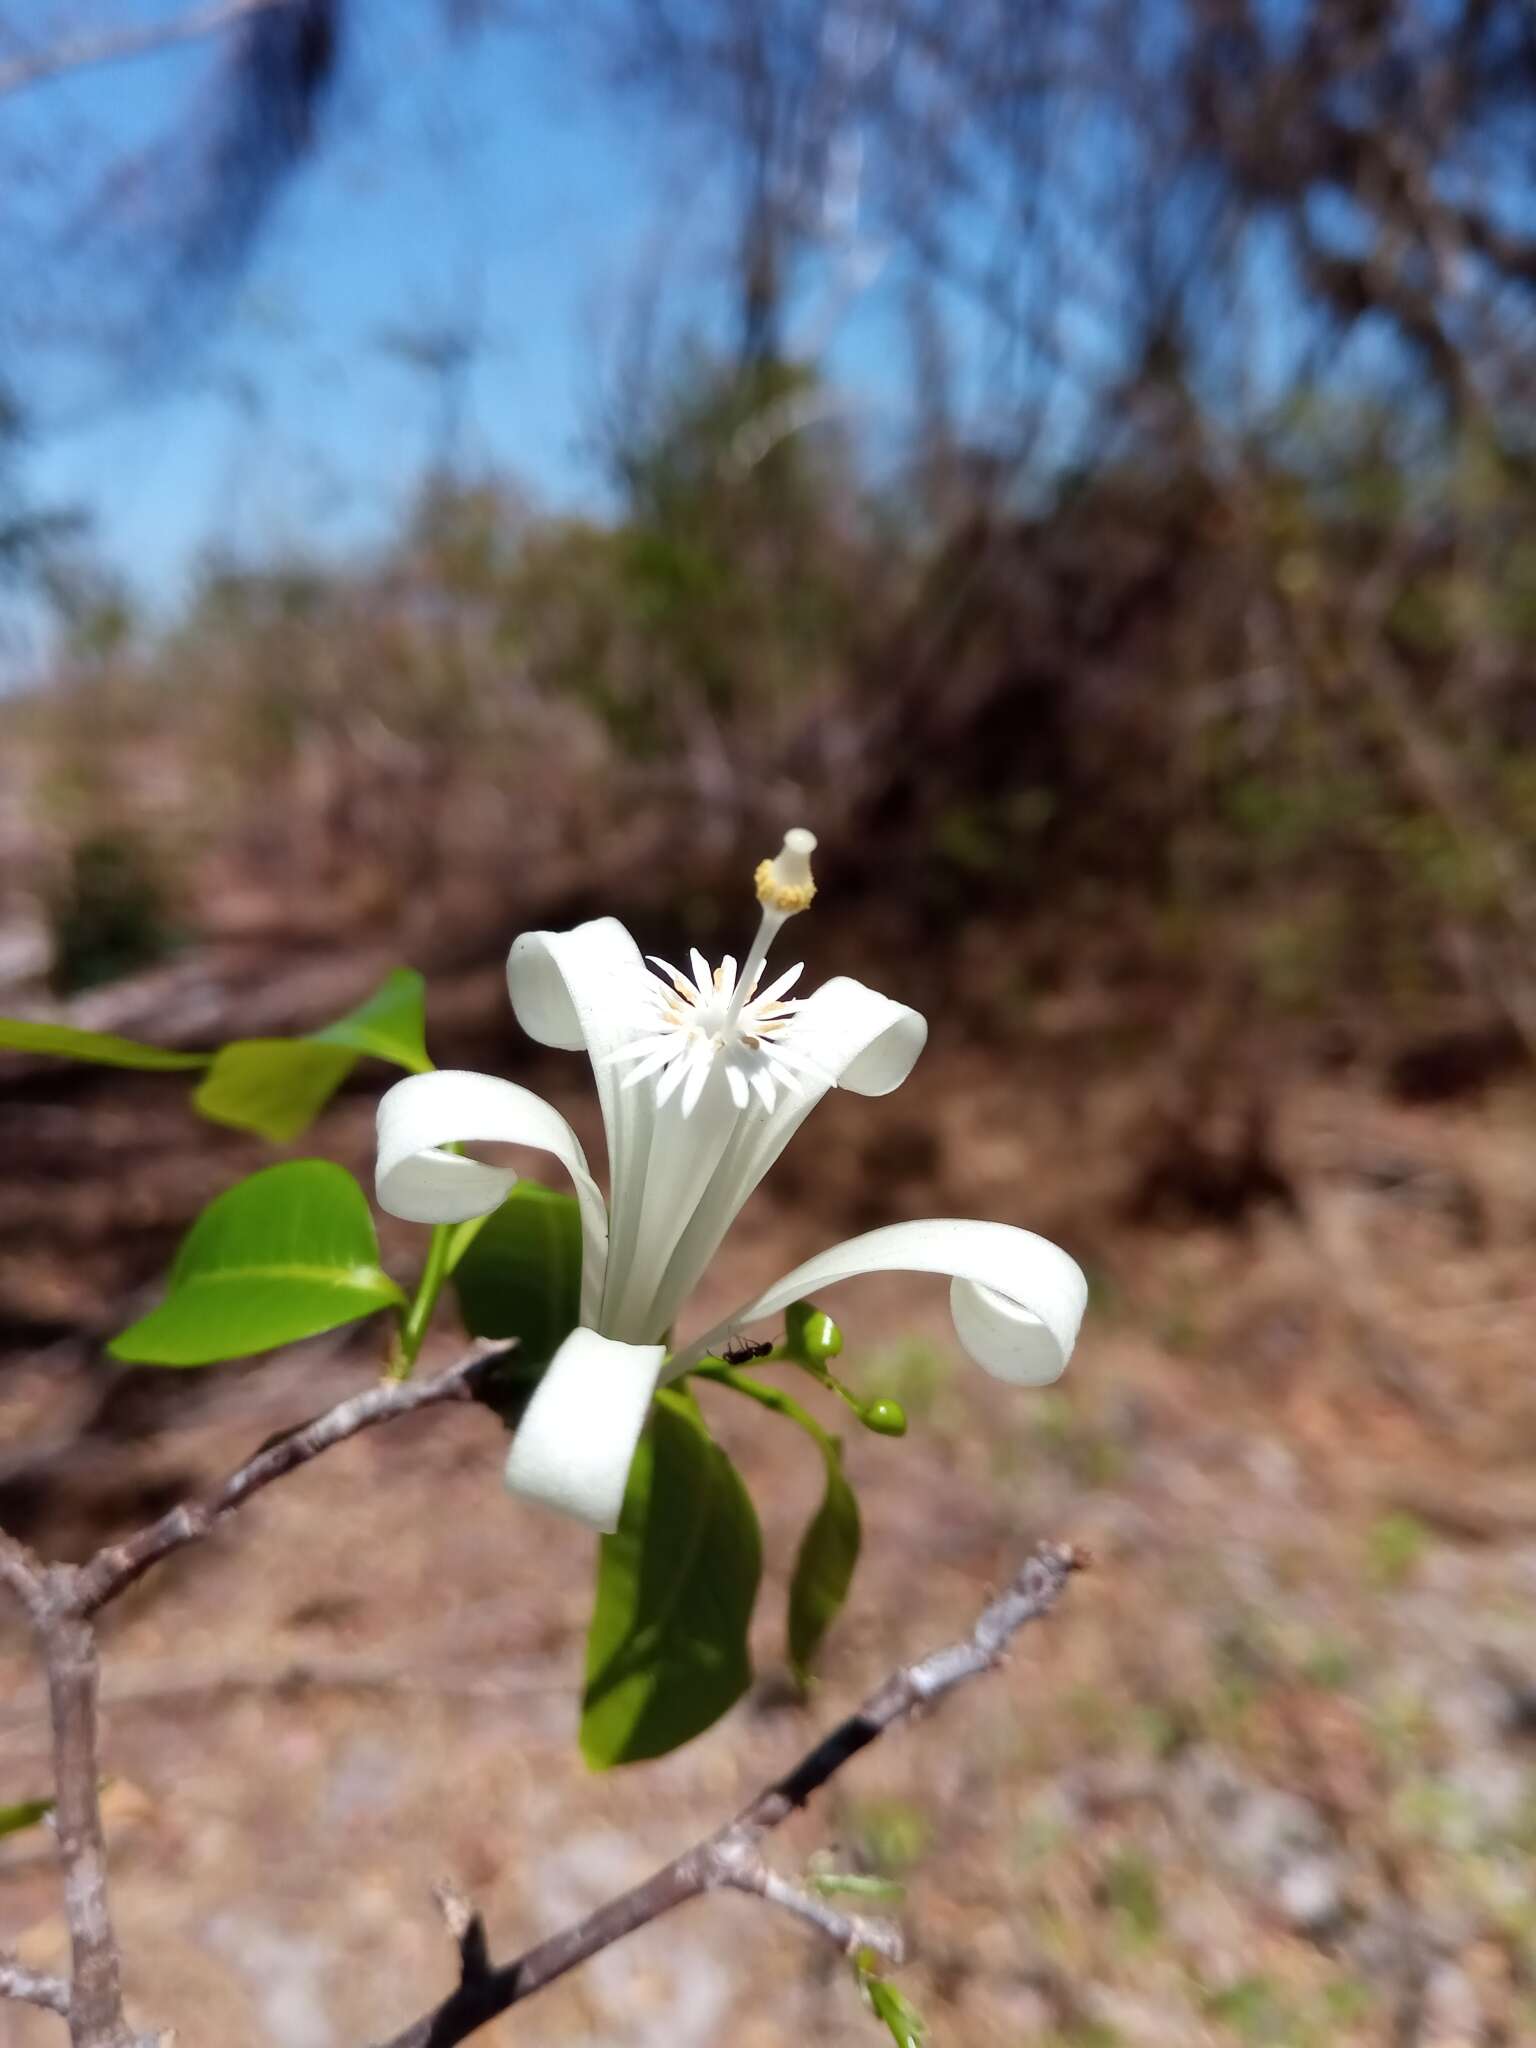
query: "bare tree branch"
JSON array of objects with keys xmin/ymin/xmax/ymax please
[
  {"xmin": 371, "ymin": 1541, "xmax": 1085, "ymax": 2048},
  {"xmin": 38, "ymin": 1604, "xmax": 144, "ymax": 2048},
  {"xmin": 75, "ymin": 1340, "xmax": 514, "ymax": 1615},
  {"xmin": 3, "ymin": 1362, "xmax": 1081, "ymax": 2048},
  {"xmin": 0, "ymin": 1951, "xmax": 70, "ymax": 2016},
  {"xmin": 0, "ymin": 0, "xmax": 296, "ymax": 100},
  {"xmin": 0, "ymin": 1342, "xmax": 512, "ymax": 2043}
]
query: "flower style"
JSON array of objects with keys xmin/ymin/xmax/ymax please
[{"xmin": 375, "ymin": 830, "xmax": 1087, "ymax": 1532}]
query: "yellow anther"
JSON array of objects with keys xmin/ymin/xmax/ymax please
[{"xmin": 754, "ymin": 827, "xmax": 818, "ymax": 915}]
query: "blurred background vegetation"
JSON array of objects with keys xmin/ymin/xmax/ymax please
[
  {"xmin": 3, "ymin": 0, "xmax": 1536, "ymax": 1076},
  {"xmin": 7, "ymin": 6, "xmax": 1536, "ymax": 2046}
]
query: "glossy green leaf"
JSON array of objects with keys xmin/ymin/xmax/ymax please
[
  {"xmin": 193, "ymin": 1040, "xmax": 357, "ymax": 1143},
  {"xmin": 691, "ymin": 1363, "xmax": 864, "ymax": 1687},
  {"xmin": 451, "ymin": 1181, "xmax": 582, "ymax": 1366},
  {"xmin": 581, "ymin": 1390, "xmax": 762, "ymax": 1767},
  {"xmin": 310, "ymin": 967, "xmax": 431, "ymax": 1072},
  {"xmin": 193, "ymin": 969, "xmax": 430, "ymax": 1142},
  {"xmin": 788, "ymin": 1435, "xmax": 862, "ymax": 1687},
  {"xmin": 110, "ymin": 1161, "xmax": 405, "ymax": 1366},
  {"xmin": 0, "ymin": 1018, "xmax": 206, "ymax": 1071},
  {"xmin": 0, "ymin": 1796, "xmax": 54, "ymax": 1839}
]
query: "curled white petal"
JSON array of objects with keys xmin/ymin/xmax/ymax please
[
  {"xmin": 507, "ymin": 916, "xmax": 649, "ymax": 1053},
  {"xmin": 792, "ymin": 976, "xmax": 927, "ymax": 1097},
  {"xmin": 375, "ymin": 1069, "xmax": 609, "ymax": 1322},
  {"xmin": 504, "ymin": 1327, "xmax": 666, "ymax": 1532},
  {"xmin": 673, "ymin": 1218, "xmax": 1087, "ymax": 1388}
]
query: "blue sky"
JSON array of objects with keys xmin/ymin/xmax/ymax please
[
  {"xmin": 2, "ymin": 0, "xmax": 1348, "ymax": 664},
  {"xmin": 9, "ymin": 10, "xmax": 752, "ymax": 617}
]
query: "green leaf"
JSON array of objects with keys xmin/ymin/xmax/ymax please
[
  {"xmin": 788, "ymin": 1435, "xmax": 862, "ymax": 1687},
  {"xmin": 691, "ymin": 1363, "xmax": 864, "ymax": 1686},
  {"xmin": 0, "ymin": 1018, "xmax": 206, "ymax": 1071},
  {"xmin": 858, "ymin": 1970, "xmax": 927, "ymax": 2048},
  {"xmin": 451, "ymin": 1181, "xmax": 582, "ymax": 1366},
  {"xmin": 109, "ymin": 1161, "xmax": 405, "ymax": 1366},
  {"xmin": 193, "ymin": 969, "xmax": 431, "ymax": 1142},
  {"xmin": 193, "ymin": 1040, "xmax": 357, "ymax": 1144},
  {"xmin": 581, "ymin": 1390, "xmax": 762, "ymax": 1767},
  {"xmin": 0, "ymin": 1795, "xmax": 53, "ymax": 1839},
  {"xmin": 310, "ymin": 968, "xmax": 431, "ymax": 1072}
]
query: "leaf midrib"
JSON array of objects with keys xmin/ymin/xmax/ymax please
[{"xmin": 172, "ymin": 1262, "xmax": 398, "ymax": 1293}]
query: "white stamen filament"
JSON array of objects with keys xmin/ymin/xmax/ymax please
[
  {"xmin": 721, "ymin": 906, "xmax": 785, "ymax": 1035},
  {"xmin": 604, "ymin": 829, "xmax": 821, "ymax": 1117}
]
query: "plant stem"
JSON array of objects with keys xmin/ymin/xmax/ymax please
[
  {"xmin": 393, "ymin": 1225, "xmax": 454, "ymax": 1379},
  {"xmin": 692, "ymin": 1363, "xmax": 836, "ymax": 1448}
]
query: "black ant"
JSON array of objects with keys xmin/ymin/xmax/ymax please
[{"xmin": 722, "ymin": 1336, "xmax": 774, "ymax": 1365}]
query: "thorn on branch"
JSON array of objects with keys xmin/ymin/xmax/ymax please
[{"xmin": 433, "ymin": 1881, "xmax": 490, "ymax": 1987}]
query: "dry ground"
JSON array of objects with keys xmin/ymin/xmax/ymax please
[{"xmin": 3, "ymin": 1002, "xmax": 1536, "ymax": 2047}]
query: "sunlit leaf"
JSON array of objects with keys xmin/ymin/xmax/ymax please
[
  {"xmin": 788, "ymin": 1435, "xmax": 861, "ymax": 1687},
  {"xmin": 692, "ymin": 1362, "xmax": 864, "ymax": 1687},
  {"xmin": 450, "ymin": 1181, "xmax": 582, "ymax": 1366},
  {"xmin": 192, "ymin": 968, "xmax": 431, "ymax": 1141},
  {"xmin": 109, "ymin": 1160, "xmax": 405, "ymax": 1366},
  {"xmin": 0, "ymin": 1018, "xmax": 206, "ymax": 1071},
  {"xmin": 193, "ymin": 1040, "xmax": 356, "ymax": 1143},
  {"xmin": 310, "ymin": 967, "xmax": 431, "ymax": 1072},
  {"xmin": 581, "ymin": 1391, "xmax": 761, "ymax": 1767},
  {"xmin": 0, "ymin": 1796, "xmax": 53, "ymax": 1839},
  {"xmin": 4, "ymin": 976, "xmax": 429, "ymax": 1145}
]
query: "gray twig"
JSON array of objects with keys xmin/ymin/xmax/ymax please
[
  {"xmin": 370, "ymin": 1542, "xmax": 1085, "ymax": 2048},
  {"xmin": 0, "ymin": 1530, "xmax": 49, "ymax": 1624},
  {"xmin": 716, "ymin": 1851, "xmax": 905, "ymax": 1963},
  {"xmin": 75, "ymin": 1341, "xmax": 513, "ymax": 1615},
  {"xmin": 0, "ymin": 1950, "xmax": 70, "ymax": 2016},
  {"xmin": 40, "ymin": 1604, "xmax": 138, "ymax": 2047}
]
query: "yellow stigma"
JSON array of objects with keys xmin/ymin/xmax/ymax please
[{"xmin": 754, "ymin": 827, "xmax": 818, "ymax": 915}]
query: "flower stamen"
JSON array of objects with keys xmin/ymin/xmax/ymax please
[{"xmin": 602, "ymin": 830, "xmax": 824, "ymax": 1116}]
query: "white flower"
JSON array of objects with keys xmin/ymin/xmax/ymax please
[{"xmin": 375, "ymin": 830, "xmax": 1087, "ymax": 1533}]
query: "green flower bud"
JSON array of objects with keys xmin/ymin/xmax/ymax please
[
  {"xmin": 786, "ymin": 1299, "xmax": 844, "ymax": 1368},
  {"xmin": 860, "ymin": 1397, "xmax": 908, "ymax": 1437}
]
